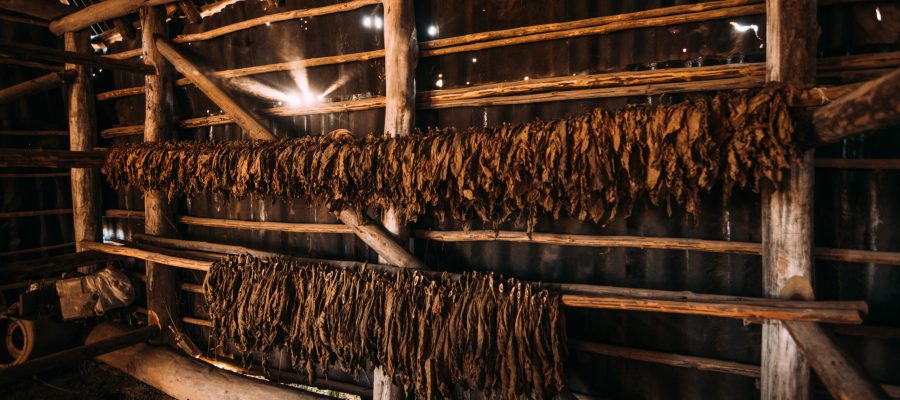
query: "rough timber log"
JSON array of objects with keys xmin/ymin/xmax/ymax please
[
  {"xmin": 65, "ymin": 31, "xmax": 102, "ymax": 271},
  {"xmin": 154, "ymin": 38, "xmax": 276, "ymax": 140},
  {"xmin": 0, "ymin": 70, "xmax": 77, "ymax": 104},
  {"xmin": 49, "ymin": 0, "xmax": 178, "ymax": 35},
  {"xmin": 0, "ymin": 324, "xmax": 159, "ymax": 386},
  {"xmin": 0, "ymin": 149, "xmax": 105, "ymax": 168},
  {"xmin": 176, "ymin": 0, "xmax": 201, "ymax": 23},
  {"xmin": 0, "ymin": 40, "xmax": 154, "ymax": 74},
  {"xmin": 813, "ymin": 67, "xmax": 900, "ymax": 145},
  {"xmin": 142, "ymin": 5, "xmax": 180, "ymax": 346},
  {"xmin": 761, "ymin": 0, "xmax": 818, "ymax": 399},
  {"xmin": 86, "ymin": 323, "xmax": 327, "ymax": 400},
  {"xmin": 784, "ymin": 321, "xmax": 889, "ymax": 400},
  {"xmin": 0, "ymin": 0, "xmax": 74, "ymax": 21},
  {"xmin": 375, "ymin": 0, "xmax": 418, "ymax": 397}
]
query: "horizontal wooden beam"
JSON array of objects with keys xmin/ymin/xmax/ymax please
[
  {"xmin": 0, "ymin": 129, "xmax": 68, "ymax": 137},
  {"xmin": 784, "ymin": 321, "xmax": 889, "ymax": 400},
  {"xmin": 813, "ymin": 67, "xmax": 900, "ymax": 145},
  {"xmin": 0, "ymin": 242, "xmax": 75, "ymax": 258},
  {"xmin": 0, "ymin": 56, "xmax": 64, "ymax": 71},
  {"xmin": 0, "ymin": 70, "xmax": 77, "ymax": 104},
  {"xmin": 0, "ymin": 324, "xmax": 160, "ymax": 386},
  {"xmin": 815, "ymin": 158, "xmax": 900, "ymax": 169},
  {"xmin": 0, "ymin": 250, "xmax": 120, "ymax": 278},
  {"xmin": 48, "ymin": 0, "xmax": 177, "ymax": 35},
  {"xmin": 104, "ymin": 209, "xmax": 352, "ymax": 233},
  {"xmin": 0, "ymin": 11, "xmax": 49, "ymax": 27},
  {"xmin": 0, "ymin": 41, "xmax": 154, "ymax": 74},
  {"xmin": 414, "ymin": 229, "xmax": 900, "ymax": 266},
  {"xmin": 0, "ymin": 172, "xmax": 70, "ymax": 178},
  {"xmin": 0, "ymin": 149, "xmax": 105, "ymax": 168},
  {"xmin": 0, "ymin": 0, "xmax": 74, "ymax": 21},
  {"xmin": 0, "ymin": 208, "xmax": 72, "ymax": 219},
  {"xmin": 93, "ymin": 239, "xmax": 866, "ymax": 324}
]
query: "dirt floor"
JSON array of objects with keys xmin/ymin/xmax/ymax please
[{"xmin": 5, "ymin": 360, "xmax": 172, "ymax": 400}]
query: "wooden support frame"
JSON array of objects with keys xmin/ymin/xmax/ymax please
[
  {"xmin": 761, "ymin": 1, "xmax": 818, "ymax": 399},
  {"xmin": 0, "ymin": 70, "xmax": 77, "ymax": 104},
  {"xmin": 784, "ymin": 322, "xmax": 889, "ymax": 400},
  {"xmin": 142, "ymin": 5, "xmax": 181, "ymax": 346},
  {"xmin": 0, "ymin": 0, "xmax": 74, "ymax": 21},
  {"xmin": 154, "ymin": 38, "xmax": 276, "ymax": 140},
  {"xmin": 49, "ymin": 0, "xmax": 178, "ymax": 36},
  {"xmin": 812, "ymin": 67, "xmax": 900, "ymax": 145},
  {"xmin": 176, "ymin": 0, "xmax": 202, "ymax": 23},
  {"xmin": 0, "ymin": 41, "xmax": 155, "ymax": 74},
  {"xmin": 64, "ymin": 31, "xmax": 102, "ymax": 270}
]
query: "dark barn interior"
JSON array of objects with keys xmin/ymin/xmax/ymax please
[{"xmin": 1, "ymin": 0, "xmax": 899, "ymax": 399}]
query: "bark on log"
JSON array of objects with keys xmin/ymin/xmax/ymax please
[
  {"xmin": 0, "ymin": 324, "xmax": 159, "ymax": 386},
  {"xmin": 0, "ymin": 40, "xmax": 154, "ymax": 74},
  {"xmin": 762, "ymin": 0, "xmax": 818, "ymax": 398},
  {"xmin": 49, "ymin": 0, "xmax": 178, "ymax": 35},
  {"xmin": 86, "ymin": 323, "xmax": 327, "ymax": 400},
  {"xmin": 176, "ymin": 0, "xmax": 201, "ymax": 23},
  {"xmin": 142, "ymin": 5, "xmax": 181, "ymax": 346},
  {"xmin": 0, "ymin": 70, "xmax": 77, "ymax": 104},
  {"xmin": 0, "ymin": 149, "xmax": 105, "ymax": 168},
  {"xmin": 784, "ymin": 321, "xmax": 889, "ymax": 400},
  {"xmin": 812, "ymin": 67, "xmax": 900, "ymax": 145},
  {"xmin": 154, "ymin": 38, "xmax": 276, "ymax": 140},
  {"xmin": 0, "ymin": 0, "xmax": 74, "ymax": 21},
  {"xmin": 65, "ymin": 31, "xmax": 102, "ymax": 270}
]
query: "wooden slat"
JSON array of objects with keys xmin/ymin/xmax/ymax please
[
  {"xmin": 571, "ymin": 339, "xmax": 759, "ymax": 377},
  {"xmin": 0, "ymin": 242, "xmax": 75, "ymax": 258},
  {"xmin": 0, "ymin": 40, "xmax": 154, "ymax": 74},
  {"xmin": 79, "ymin": 241, "xmax": 212, "ymax": 271},
  {"xmin": 0, "ymin": 129, "xmax": 69, "ymax": 136},
  {"xmin": 0, "ymin": 149, "xmax": 105, "ymax": 168},
  {"xmin": 0, "ymin": 209, "xmax": 72, "ymax": 218}
]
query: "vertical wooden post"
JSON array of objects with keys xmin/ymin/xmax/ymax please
[
  {"xmin": 142, "ymin": 5, "xmax": 179, "ymax": 344},
  {"xmin": 761, "ymin": 1, "xmax": 818, "ymax": 399},
  {"xmin": 374, "ymin": 0, "xmax": 417, "ymax": 398},
  {"xmin": 64, "ymin": 30, "xmax": 101, "ymax": 273}
]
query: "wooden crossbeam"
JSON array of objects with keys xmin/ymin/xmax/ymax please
[
  {"xmin": 813, "ymin": 67, "xmax": 900, "ymax": 145},
  {"xmin": 0, "ymin": 70, "xmax": 77, "ymax": 104},
  {"xmin": 0, "ymin": 149, "xmax": 105, "ymax": 168},
  {"xmin": 48, "ymin": 0, "xmax": 177, "ymax": 35},
  {"xmin": 0, "ymin": 0, "xmax": 74, "ymax": 21},
  {"xmin": 0, "ymin": 40, "xmax": 154, "ymax": 74}
]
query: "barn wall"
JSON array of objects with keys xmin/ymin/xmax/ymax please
[{"xmin": 89, "ymin": 0, "xmax": 900, "ymax": 398}]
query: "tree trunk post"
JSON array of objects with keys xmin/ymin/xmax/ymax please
[
  {"xmin": 64, "ymin": 30, "xmax": 101, "ymax": 273},
  {"xmin": 761, "ymin": 1, "xmax": 819, "ymax": 399}
]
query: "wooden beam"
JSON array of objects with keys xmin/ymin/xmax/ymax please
[
  {"xmin": 105, "ymin": 209, "xmax": 354, "ymax": 233},
  {"xmin": 762, "ymin": 1, "xmax": 818, "ymax": 399},
  {"xmin": 0, "ymin": 129, "xmax": 68, "ymax": 137},
  {"xmin": 0, "ymin": 242, "xmax": 75, "ymax": 258},
  {"xmin": 0, "ymin": 209, "xmax": 72, "ymax": 219},
  {"xmin": 338, "ymin": 210, "xmax": 424, "ymax": 270},
  {"xmin": 199, "ymin": 0, "xmax": 243, "ymax": 18},
  {"xmin": 154, "ymin": 38, "xmax": 275, "ymax": 140},
  {"xmin": 570, "ymin": 339, "xmax": 759, "ymax": 378},
  {"xmin": 0, "ymin": 172, "xmax": 70, "ymax": 178},
  {"xmin": 141, "ymin": 4, "xmax": 180, "ymax": 347},
  {"xmin": 784, "ymin": 322, "xmax": 889, "ymax": 400},
  {"xmin": 0, "ymin": 250, "xmax": 120, "ymax": 278},
  {"xmin": 0, "ymin": 149, "xmax": 104, "ymax": 168},
  {"xmin": 0, "ymin": 41, "xmax": 154, "ymax": 74},
  {"xmin": 0, "ymin": 324, "xmax": 159, "ymax": 386},
  {"xmin": 0, "ymin": 11, "xmax": 49, "ymax": 27},
  {"xmin": 86, "ymin": 323, "xmax": 327, "ymax": 400},
  {"xmin": 813, "ymin": 67, "xmax": 900, "ymax": 145},
  {"xmin": 49, "ymin": 0, "xmax": 177, "ymax": 36},
  {"xmin": 0, "ymin": 0, "xmax": 74, "ymax": 21},
  {"xmin": 65, "ymin": 31, "xmax": 102, "ymax": 270},
  {"xmin": 176, "ymin": 0, "xmax": 201, "ymax": 23},
  {"xmin": 80, "ymin": 241, "xmax": 211, "ymax": 271},
  {"xmin": 0, "ymin": 70, "xmax": 77, "ymax": 104}
]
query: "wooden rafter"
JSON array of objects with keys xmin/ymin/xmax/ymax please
[
  {"xmin": 0, "ymin": 70, "xmax": 77, "ymax": 104},
  {"xmin": 0, "ymin": 40, "xmax": 155, "ymax": 74},
  {"xmin": 813, "ymin": 67, "xmax": 900, "ymax": 145},
  {"xmin": 48, "ymin": 0, "xmax": 178, "ymax": 36}
]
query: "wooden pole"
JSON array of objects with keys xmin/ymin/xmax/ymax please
[
  {"xmin": 176, "ymin": 0, "xmax": 201, "ymax": 23},
  {"xmin": 812, "ymin": 67, "xmax": 900, "ymax": 145},
  {"xmin": 65, "ymin": 31, "xmax": 102, "ymax": 272},
  {"xmin": 0, "ymin": 40, "xmax": 155, "ymax": 74},
  {"xmin": 0, "ymin": 70, "xmax": 77, "ymax": 104},
  {"xmin": 0, "ymin": 149, "xmax": 105, "ymax": 168},
  {"xmin": 761, "ymin": 1, "xmax": 818, "ymax": 398},
  {"xmin": 337, "ymin": 210, "xmax": 424, "ymax": 270},
  {"xmin": 570, "ymin": 339, "xmax": 760, "ymax": 378},
  {"xmin": 0, "ymin": 0, "xmax": 74, "ymax": 21},
  {"xmin": 86, "ymin": 323, "xmax": 327, "ymax": 400},
  {"xmin": 784, "ymin": 322, "xmax": 889, "ymax": 400},
  {"xmin": 49, "ymin": 0, "xmax": 177, "ymax": 35},
  {"xmin": 376, "ymin": 1, "xmax": 417, "ymax": 396},
  {"xmin": 141, "ymin": 5, "xmax": 181, "ymax": 345},
  {"xmin": 153, "ymin": 38, "xmax": 276, "ymax": 140}
]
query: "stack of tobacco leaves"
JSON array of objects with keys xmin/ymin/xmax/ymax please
[
  {"xmin": 203, "ymin": 255, "xmax": 566, "ymax": 399},
  {"xmin": 105, "ymin": 87, "xmax": 796, "ymax": 231}
]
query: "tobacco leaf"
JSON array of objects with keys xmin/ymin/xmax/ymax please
[
  {"xmin": 105, "ymin": 86, "xmax": 796, "ymax": 231},
  {"xmin": 204, "ymin": 255, "xmax": 566, "ymax": 399}
]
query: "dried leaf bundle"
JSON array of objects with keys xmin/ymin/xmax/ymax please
[
  {"xmin": 204, "ymin": 255, "xmax": 566, "ymax": 399},
  {"xmin": 106, "ymin": 87, "xmax": 796, "ymax": 230}
]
